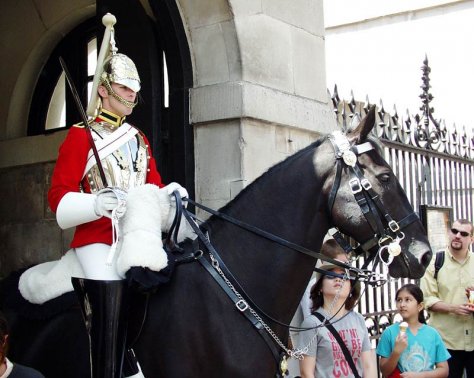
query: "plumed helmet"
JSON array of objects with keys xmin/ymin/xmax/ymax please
[
  {"xmin": 87, "ymin": 13, "xmax": 141, "ymax": 117},
  {"xmin": 101, "ymin": 53, "xmax": 141, "ymax": 93}
]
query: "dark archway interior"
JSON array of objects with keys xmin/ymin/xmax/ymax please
[
  {"xmin": 29, "ymin": 0, "xmax": 194, "ymax": 193},
  {"xmin": 98, "ymin": 0, "xmax": 194, "ymax": 191}
]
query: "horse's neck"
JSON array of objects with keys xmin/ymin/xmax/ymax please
[
  {"xmin": 213, "ymin": 145, "xmax": 328, "ymax": 240},
  {"xmin": 206, "ymin": 153, "xmax": 330, "ymax": 321}
]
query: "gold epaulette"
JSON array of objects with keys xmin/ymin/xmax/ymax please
[
  {"xmin": 73, "ymin": 119, "xmax": 98, "ymax": 128},
  {"xmin": 72, "ymin": 122, "xmax": 86, "ymax": 128}
]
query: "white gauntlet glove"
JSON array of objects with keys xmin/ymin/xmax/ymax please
[
  {"xmin": 95, "ymin": 188, "xmax": 127, "ymax": 220},
  {"xmin": 165, "ymin": 182, "xmax": 188, "ymax": 206},
  {"xmin": 94, "ymin": 191, "xmax": 120, "ymax": 218},
  {"xmin": 56, "ymin": 189, "xmax": 127, "ymax": 229},
  {"xmin": 160, "ymin": 182, "xmax": 188, "ymax": 231},
  {"xmin": 56, "ymin": 192, "xmax": 100, "ymax": 229}
]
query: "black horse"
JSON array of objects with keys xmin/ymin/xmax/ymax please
[{"xmin": 1, "ymin": 108, "xmax": 432, "ymax": 377}]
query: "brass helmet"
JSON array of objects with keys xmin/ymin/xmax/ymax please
[
  {"xmin": 101, "ymin": 53, "xmax": 141, "ymax": 93},
  {"xmin": 87, "ymin": 13, "xmax": 141, "ymax": 117},
  {"xmin": 99, "ymin": 53, "xmax": 141, "ymax": 109}
]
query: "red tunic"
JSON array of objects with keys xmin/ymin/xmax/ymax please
[{"xmin": 48, "ymin": 118, "xmax": 163, "ymax": 248}]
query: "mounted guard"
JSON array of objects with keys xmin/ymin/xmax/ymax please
[{"xmin": 17, "ymin": 13, "xmax": 191, "ymax": 378}]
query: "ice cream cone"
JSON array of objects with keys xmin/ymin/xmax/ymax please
[{"xmin": 399, "ymin": 321, "xmax": 408, "ymax": 335}]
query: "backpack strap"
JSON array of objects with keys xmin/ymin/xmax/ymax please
[
  {"xmin": 434, "ymin": 250, "xmax": 445, "ymax": 280},
  {"xmin": 313, "ymin": 312, "xmax": 361, "ymax": 378}
]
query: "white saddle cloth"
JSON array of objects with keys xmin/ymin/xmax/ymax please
[{"xmin": 19, "ymin": 250, "xmax": 85, "ymax": 304}]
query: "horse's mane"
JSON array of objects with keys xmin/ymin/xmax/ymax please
[
  {"xmin": 211, "ymin": 128, "xmax": 384, "ymax": 218},
  {"xmin": 213, "ymin": 136, "xmax": 326, "ymax": 216}
]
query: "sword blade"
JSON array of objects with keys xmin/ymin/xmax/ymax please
[{"xmin": 59, "ymin": 57, "xmax": 108, "ymax": 187}]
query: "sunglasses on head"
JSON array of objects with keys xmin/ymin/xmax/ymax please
[
  {"xmin": 323, "ymin": 269, "xmax": 352, "ymax": 280},
  {"xmin": 324, "ymin": 274, "xmax": 340, "ymax": 280},
  {"xmin": 451, "ymin": 228, "xmax": 471, "ymax": 237}
]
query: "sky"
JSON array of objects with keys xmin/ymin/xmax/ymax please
[{"xmin": 323, "ymin": 0, "xmax": 474, "ymax": 134}]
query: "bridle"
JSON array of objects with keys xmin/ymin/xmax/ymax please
[
  {"xmin": 326, "ymin": 131, "xmax": 420, "ymax": 267},
  {"xmin": 165, "ymin": 131, "xmax": 421, "ymax": 376}
]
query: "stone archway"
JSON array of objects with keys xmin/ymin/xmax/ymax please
[{"xmin": 5, "ymin": 5, "xmax": 95, "ymax": 139}]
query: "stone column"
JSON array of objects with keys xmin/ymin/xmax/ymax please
[{"xmin": 183, "ymin": 0, "xmax": 337, "ymax": 211}]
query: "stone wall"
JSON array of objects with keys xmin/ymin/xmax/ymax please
[{"xmin": 0, "ymin": 163, "xmax": 73, "ymax": 277}]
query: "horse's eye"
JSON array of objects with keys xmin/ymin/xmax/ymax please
[{"xmin": 378, "ymin": 173, "xmax": 391, "ymax": 182}]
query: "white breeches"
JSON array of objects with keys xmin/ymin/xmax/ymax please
[{"xmin": 75, "ymin": 243, "xmax": 121, "ymax": 280}]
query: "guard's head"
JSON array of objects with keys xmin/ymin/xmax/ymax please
[{"xmin": 98, "ymin": 53, "xmax": 141, "ymax": 110}]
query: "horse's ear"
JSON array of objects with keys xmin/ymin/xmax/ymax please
[{"xmin": 347, "ymin": 105, "xmax": 376, "ymax": 143}]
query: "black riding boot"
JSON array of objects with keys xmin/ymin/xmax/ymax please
[{"xmin": 72, "ymin": 278, "xmax": 130, "ymax": 378}]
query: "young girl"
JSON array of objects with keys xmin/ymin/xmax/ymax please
[{"xmin": 376, "ymin": 283, "xmax": 450, "ymax": 377}]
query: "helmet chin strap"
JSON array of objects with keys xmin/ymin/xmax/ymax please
[{"xmin": 102, "ymin": 80, "xmax": 138, "ymax": 109}]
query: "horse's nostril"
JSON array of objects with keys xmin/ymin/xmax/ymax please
[{"xmin": 420, "ymin": 250, "xmax": 433, "ymax": 267}]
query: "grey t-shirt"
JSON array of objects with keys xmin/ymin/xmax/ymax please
[
  {"xmin": 4, "ymin": 359, "xmax": 45, "ymax": 378},
  {"xmin": 298, "ymin": 309, "xmax": 371, "ymax": 378}
]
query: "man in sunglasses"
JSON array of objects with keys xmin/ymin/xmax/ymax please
[{"xmin": 421, "ymin": 219, "xmax": 474, "ymax": 377}]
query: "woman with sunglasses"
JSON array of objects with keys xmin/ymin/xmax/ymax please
[
  {"xmin": 298, "ymin": 256, "xmax": 377, "ymax": 378},
  {"xmin": 421, "ymin": 219, "xmax": 474, "ymax": 378}
]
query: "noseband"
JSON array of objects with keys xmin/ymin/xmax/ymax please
[{"xmin": 327, "ymin": 131, "xmax": 419, "ymax": 265}]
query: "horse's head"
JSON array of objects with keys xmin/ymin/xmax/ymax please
[{"xmin": 319, "ymin": 106, "xmax": 432, "ymax": 278}]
